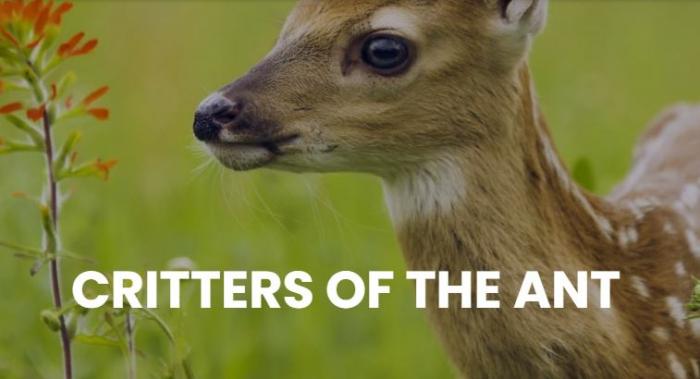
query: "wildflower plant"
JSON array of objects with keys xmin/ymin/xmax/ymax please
[
  {"xmin": 0, "ymin": 1, "xmax": 114, "ymax": 378},
  {"xmin": 1, "ymin": 2, "xmax": 196, "ymax": 378}
]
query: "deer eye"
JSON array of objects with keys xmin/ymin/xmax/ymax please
[{"xmin": 361, "ymin": 34, "xmax": 413, "ymax": 75}]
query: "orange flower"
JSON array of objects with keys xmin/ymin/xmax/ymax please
[
  {"xmin": 57, "ymin": 32, "xmax": 98, "ymax": 58},
  {"xmin": 10, "ymin": 191, "xmax": 27, "ymax": 199},
  {"xmin": 26, "ymin": 33, "xmax": 44, "ymax": 48},
  {"xmin": 70, "ymin": 38, "xmax": 97, "ymax": 57},
  {"xmin": 21, "ymin": 0, "xmax": 42, "ymax": 23},
  {"xmin": 0, "ymin": 102, "xmax": 22, "ymax": 114},
  {"xmin": 58, "ymin": 31, "xmax": 83, "ymax": 56},
  {"xmin": 82, "ymin": 86, "xmax": 109, "ymax": 107},
  {"xmin": 33, "ymin": 3, "xmax": 50, "ymax": 35},
  {"xmin": 87, "ymin": 108, "xmax": 109, "ymax": 121},
  {"xmin": 95, "ymin": 159, "xmax": 117, "ymax": 181},
  {"xmin": 0, "ymin": 1, "xmax": 22, "ymax": 21},
  {"xmin": 27, "ymin": 104, "xmax": 45, "ymax": 121},
  {"xmin": 0, "ymin": 26, "xmax": 19, "ymax": 47},
  {"xmin": 0, "ymin": 1, "xmax": 73, "ymax": 31},
  {"xmin": 50, "ymin": 2, "xmax": 73, "ymax": 25},
  {"xmin": 1, "ymin": 1, "xmax": 74, "ymax": 51}
]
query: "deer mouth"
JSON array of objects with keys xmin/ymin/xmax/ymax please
[{"xmin": 205, "ymin": 135, "xmax": 300, "ymax": 171}]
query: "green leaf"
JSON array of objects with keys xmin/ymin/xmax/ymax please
[
  {"xmin": 0, "ymin": 139, "xmax": 42, "ymax": 155},
  {"xmin": 0, "ymin": 240, "xmax": 43, "ymax": 257},
  {"xmin": 0, "ymin": 240, "xmax": 77, "ymax": 276},
  {"xmin": 60, "ymin": 160, "xmax": 98, "ymax": 180},
  {"xmin": 40, "ymin": 206, "xmax": 58, "ymax": 255},
  {"xmin": 59, "ymin": 159, "xmax": 114, "ymax": 181},
  {"xmin": 0, "ymin": 46, "xmax": 21, "ymax": 62},
  {"xmin": 54, "ymin": 71, "xmax": 77, "ymax": 100},
  {"xmin": 74, "ymin": 335, "xmax": 123, "ymax": 349},
  {"xmin": 54, "ymin": 131, "xmax": 81, "ymax": 177},
  {"xmin": 572, "ymin": 157, "xmax": 596, "ymax": 192},
  {"xmin": 12, "ymin": 252, "xmax": 41, "ymax": 261},
  {"xmin": 35, "ymin": 29, "xmax": 61, "ymax": 74},
  {"xmin": 54, "ymin": 250, "xmax": 96, "ymax": 265},
  {"xmin": 138, "ymin": 309, "xmax": 176, "ymax": 344},
  {"xmin": 4, "ymin": 115, "xmax": 44, "ymax": 146}
]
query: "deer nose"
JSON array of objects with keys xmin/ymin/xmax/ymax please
[{"xmin": 193, "ymin": 94, "xmax": 243, "ymax": 142}]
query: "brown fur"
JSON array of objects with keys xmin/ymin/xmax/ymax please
[{"xmin": 200, "ymin": 1, "xmax": 700, "ymax": 377}]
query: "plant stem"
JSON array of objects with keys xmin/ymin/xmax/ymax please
[
  {"xmin": 23, "ymin": 51, "xmax": 74, "ymax": 379},
  {"xmin": 42, "ymin": 108, "xmax": 73, "ymax": 379},
  {"xmin": 125, "ymin": 310, "xmax": 137, "ymax": 379}
]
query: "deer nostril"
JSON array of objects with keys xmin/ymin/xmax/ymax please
[
  {"xmin": 193, "ymin": 95, "xmax": 245, "ymax": 142},
  {"xmin": 212, "ymin": 101, "xmax": 242, "ymax": 125}
]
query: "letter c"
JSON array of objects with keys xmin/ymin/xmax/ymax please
[{"xmin": 73, "ymin": 271, "xmax": 109, "ymax": 309}]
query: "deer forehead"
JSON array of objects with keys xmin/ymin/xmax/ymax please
[
  {"xmin": 277, "ymin": 4, "xmax": 477, "ymax": 90},
  {"xmin": 281, "ymin": 3, "xmax": 429, "ymax": 46}
]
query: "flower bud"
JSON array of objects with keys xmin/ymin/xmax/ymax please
[{"xmin": 40, "ymin": 309, "xmax": 61, "ymax": 332}]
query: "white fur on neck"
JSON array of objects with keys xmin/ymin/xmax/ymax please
[{"xmin": 383, "ymin": 159, "xmax": 466, "ymax": 226}]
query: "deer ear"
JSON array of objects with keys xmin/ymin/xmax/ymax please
[{"xmin": 498, "ymin": 0, "xmax": 548, "ymax": 35}]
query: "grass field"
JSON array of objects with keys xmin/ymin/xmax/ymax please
[{"xmin": 1, "ymin": 2, "xmax": 699, "ymax": 378}]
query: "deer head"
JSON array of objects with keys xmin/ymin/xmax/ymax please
[
  {"xmin": 193, "ymin": 0, "xmax": 548, "ymax": 176},
  {"xmin": 193, "ymin": 3, "xmax": 700, "ymax": 378}
]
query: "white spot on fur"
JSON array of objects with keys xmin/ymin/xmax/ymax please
[
  {"xmin": 651, "ymin": 326, "xmax": 670, "ymax": 342},
  {"xmin": 669, "ymin": 352, "xmax": 688, "ymax": 379},
  {"xmin": 624, "ymin": 197, "xmax": 659, "ymax": 221},
  {"xmin": 611, "ymin": 110, "xmax": 695, "ymax": 199},
  {"xmin": 383, "ymin": 160, "xmax": 466, "ymax": 226},
  {"xmin": 629, "ymin": 205, "xmax": 645, "ymax": 220},
  {"xmin": 613, "ymin": 133, "xmax": 667, "ymax": 198},
  {"xmin": 676, "ymin": 261, "xmax": 688, "ymax": 277},
  {"xmin": 612, "ymin": 107, "xmax": 700, "ymax": 202},
  {"xmin": 666, "ymin": 222, "xmax": 678, "ymax": 235},
  {"xmin": 627, "ymin": 227, "xmax": 639, "ymax": 244},
  {"xmin": 618, "ymin": 227, "xmax": 639, "ymax": 248},
  {"xmin": 687, "ymin": 230, "xmax": 700, "ymax": 259},
  {"xmin": 618, "ymin": 227, "xmax": 629, "ymax": 247},
  {"xmin": 682, "ymin": 185, "xmax": 700, "ymax": 209},
  {"xmin": 667, "ymin": 297, "xmax": 687, "ymax": 328},
  {"xmin": 631, "ymin": 276, "xmax": 650, "ymax": 298}
]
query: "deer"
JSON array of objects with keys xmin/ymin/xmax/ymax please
[{"xmin": 192, "ymin": 0, "xmax": 700, "ymax": 377}]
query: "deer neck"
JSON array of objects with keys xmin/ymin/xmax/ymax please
[
  {"xmin": 383, "ymin": 65, "xmax": 617, "ymax": 273},
  {"xmin": 381, "ymin": 65, "xmax": 629, "ymax": 376}
]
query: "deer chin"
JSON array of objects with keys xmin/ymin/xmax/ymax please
[
  {"xmin": 206, "ymin": 142, "xmax": 276, "ymax": 171},
  {"xmin": 205, "ymin": 134, "xmax": 302, "ymax": 171}
]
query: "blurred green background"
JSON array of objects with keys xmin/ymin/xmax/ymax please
[{"xmin": 1, "ymin": 1, "xmax": 699, "ymax": 378}]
